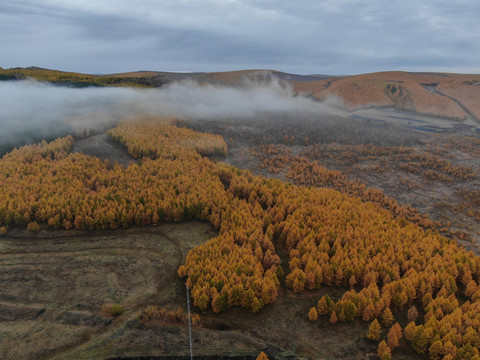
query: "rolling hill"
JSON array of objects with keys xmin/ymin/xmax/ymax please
[{"xmin": 2, "ymin": 67, "xmax": 479, "ymax": 123}]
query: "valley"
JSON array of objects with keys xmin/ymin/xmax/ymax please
[{"xmin": 0, "ymin": 69, "xmax": 480, "ymax": 360}]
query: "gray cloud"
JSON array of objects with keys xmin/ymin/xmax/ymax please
[{"xmin": 0, "ymin": 0, "xmax": 479, "ymax": 74}]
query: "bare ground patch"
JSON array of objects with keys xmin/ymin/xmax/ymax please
[
  {"xmin": 0, "ymin": 222, "xmax": 216, "ymax": 360},
  {"xmin": 72, "ymin": 133, "xmax": 136, "ymax": 167}
]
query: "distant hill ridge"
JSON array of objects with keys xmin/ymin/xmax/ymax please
[{"xmin": 1, "ymin": 66, "xmax": 479, "ymax": 121}]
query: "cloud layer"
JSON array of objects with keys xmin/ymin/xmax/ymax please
[{"xmin": 1, "ymin": 0, "xmax": 479, "ymax": 74}]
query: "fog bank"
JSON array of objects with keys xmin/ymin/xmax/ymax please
[{"xmin": 0, "ymin": 77, "xmax": 346, "ymax": 151}]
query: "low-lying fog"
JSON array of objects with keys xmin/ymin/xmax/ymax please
[
  {"xmin": 0, "ymin": 78, "xmax": 345, "ymax": 148},
  {"xmin": 0, "ymin": 76, "xmax": 475, "ymax": 155}
]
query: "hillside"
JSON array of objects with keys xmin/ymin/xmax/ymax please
[
  {"xmin": 292, "ymin": 71, "xmax": 480, "ymax": 121},
  {"xmin": 2, "ymin": 67, "xmax": 479, "ymax": 123}
]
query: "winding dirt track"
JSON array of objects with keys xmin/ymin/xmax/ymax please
[
  {"xmin": 435, "ymin": 89, "xmax": 480, "ymax": 127},
  {"xmin": 423, "ymin": 84, "xmax": 480, "ymax": 127}
]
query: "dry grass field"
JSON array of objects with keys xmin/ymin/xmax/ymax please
[{"xmin": 0, "ymin": 222, "xmax": 216, "ymax": 360}]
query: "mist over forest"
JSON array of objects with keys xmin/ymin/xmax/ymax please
[{"xmin": 0, "ymin": 76, "xmax": 349, "ymax": 154}]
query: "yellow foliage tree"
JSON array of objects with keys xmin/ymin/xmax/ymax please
[
  {"xmin": 366, "ymin": 318, "xmax": 382, "ymax": 341},
  {"xmin": 377, "ymin": 340, "xmax": 392, "ymax": 360},
  {"xmin": 256, "ymin": 351, "xmax": 268, "ymax": 360},
  {"xmin": 308, "ymin": 306, "xmax": 318, "ymax": 321}
]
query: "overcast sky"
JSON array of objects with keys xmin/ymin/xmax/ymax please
[{"xmin": 1, "ymin": 0, "xmax": 479, "ymax": 75}]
